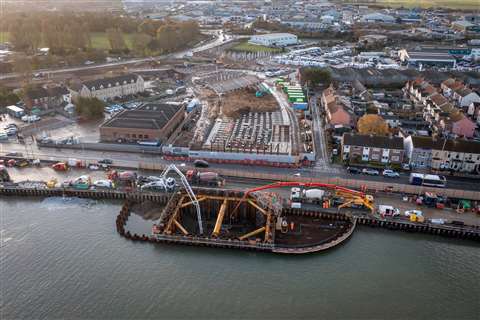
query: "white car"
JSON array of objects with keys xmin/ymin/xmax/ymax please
[
  {"xmin": 93, "ymin": 180, "xmax": 114, "ymax": 189},
  {"xmin": 362, "ymin": 168, "xmax": 380, "ymax": 176},
  {"xmin": 383, "ymin": 169, "xmax": 400, "ymax": 178}
]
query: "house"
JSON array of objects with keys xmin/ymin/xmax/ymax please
[
  {"xmin": 453, "ymin": 87, "xmax": 480, "ymax": 109},
  {"xmin": 440, "ymin": 111, "xmax": 476, "ymax": 138},
  {"xmin": 23, "ymin": 85, "xmax": 71, "ymax": 110},
  {"xmin": 467, "ymin": 102, "xmax": 480, "ymax": 124},
  {"xmin": 72, "ymin": 74, "xmax": 145, "ymax": 101},
  {"xmin": 405, "ymin": 136, "xmax": 480, "ymax": 174},
  {"xmin": 322, "ymin": 86, "xmax": 352, "ymax": 127},
  {"xmin": 440, "ymin": 78, "xmax": 464, "ymax": 98},
  {"xmin": 341, "ymin": 133, "xmax": 404, "ymax": 165}
]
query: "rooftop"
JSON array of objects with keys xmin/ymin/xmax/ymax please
[
  {"xmin": 412, "ymin": 136, "xmax": 480, "ymax": 153},
  {"xmin": 83, "ymin": 74, "xmax": 140, "ymax": 91},
  {"xmin": 101, "ymin": 103, "xmax": 182, "ymax": 130},
  {"xmin": 343, "ymin": 133, "xmax": 404, "ymax": 149},
  {"xmin": 252, "ymin": 33, "xmax": 297, "ymax": 39}
]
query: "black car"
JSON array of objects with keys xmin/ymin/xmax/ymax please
[
  {"xmin": 98, "ymin": 159, "xmax": 113, "ymax": 165},
  {"xmin": 194, "ymin": 159, "xmax": 209, "ymax": 168},
  {"xmin": 5, "ymin": 152, "xmax": 23, "ymax": 158},
  {"xmin": 347, "ymin": 166, "xmax": 361, "ymax": 174}
]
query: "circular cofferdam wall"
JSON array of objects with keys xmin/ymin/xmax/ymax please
[{"xmin": 273, "ymin": 214, "xmax": 356, "ymax": 254}]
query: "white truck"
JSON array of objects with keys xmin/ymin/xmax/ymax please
[{"xmin": 290, "ymin": 188, "xmax": 327, "ymax": 207}]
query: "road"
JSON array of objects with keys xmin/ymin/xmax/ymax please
[
  {"xmin": 0, "ymin": 30, "xmax": 232, "ymax": 81},
  {"xmin": 311, "ymin": 93, "xmax": 334, "ymax": 172},
  {"xmin": 1, "ymin": 140, "xmax": 479, "ymax": 191}
]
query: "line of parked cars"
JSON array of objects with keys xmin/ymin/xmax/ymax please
[
  {"xmin": 0, "ymin": 123, "xmax": 18, "ymax": 140},
  {"xmin": 347, "ymin": 166, "xmax": 400, "ymax": 178}
]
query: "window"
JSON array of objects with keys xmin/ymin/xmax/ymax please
[
  {"xmin": 132, "ymin": 134, "xmax": 136, "ymax": 138},
  {"xmin": 138, "ymin": 134, "xmax": 143, "ymax": 139},
  {"xmin": 144, "ymin": 135, "xmax": 149, "ymax": 139}
]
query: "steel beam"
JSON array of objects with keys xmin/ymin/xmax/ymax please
[
  {"xmin": 173, "ymin": 219, "xmax": 189, "ymax": 235},
  {"xmin": 239, "ymin": 226, "xmax": 266, "ymax": 241},
  {"xmin": 212, "ymin": 199, "xmax": 228, "ymax": 237}
]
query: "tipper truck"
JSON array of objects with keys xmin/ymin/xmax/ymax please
[{"xmin": 186, "ymin": 170, "xmax": 225, "ymax": 187}]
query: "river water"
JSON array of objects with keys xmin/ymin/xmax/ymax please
[{"xmin": 1, "ymin": 197, "xmax": 479, "ymax": 319}]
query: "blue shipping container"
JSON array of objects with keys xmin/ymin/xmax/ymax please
[{"xmin": 292, "ymin": 102, "xmax": 308, "ymax": 110}]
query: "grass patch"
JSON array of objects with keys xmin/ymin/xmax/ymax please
[
  {"xmin": 230, "ymin": 41, "xmax": 282, "ymax": 53},
  {"xmin": 0, "ymin": 32, "xmax": 10, "ymax": 43}
]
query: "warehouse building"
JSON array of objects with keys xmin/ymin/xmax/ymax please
[
  {"xmin": 398, "ymin": 49, "xmax": 457, "ymax": 68},
  {"xmin": 249, "ymin": 33, "xmax": 298, "ymax": 47},
  {"xmin": 99, "ymin": 103, "xmax": 184, "ymax": 143}
]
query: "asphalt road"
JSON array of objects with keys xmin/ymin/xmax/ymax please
[{"xmin": 1, "ymin": 140, "xmax": 479, "ymax": 191}]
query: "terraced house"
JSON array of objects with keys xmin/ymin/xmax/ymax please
[
  {"xmin": 405, "ymin": 136, "xmax": 480, "ymax": 174},
  {"xmin": 341, "ymin": 133, "xmax": 405, "ymax": 165},
  {"xmin": 72, "ymin": 74, "xmax": 145, "ymax": 101}
]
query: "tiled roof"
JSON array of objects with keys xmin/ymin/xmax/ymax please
[
  {"xmin": 412, "ymin": 136, "xmax": 480, "ymax": 153},
  {"xmin": 343, "ymin": 133, "xmax": 404, "ymax": 149},
  {"xmin": 83, "ymin": 74, "xmax": 139, "ymax": 91}
]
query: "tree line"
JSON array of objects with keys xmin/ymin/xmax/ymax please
[{"xmin": 2, "ymin": 12, "xmax": 201, "ymax": 56}]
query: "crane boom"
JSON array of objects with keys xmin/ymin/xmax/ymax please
[{"xmin": 161, "ymin": 164, "xmax": 203, "ymax": 234}]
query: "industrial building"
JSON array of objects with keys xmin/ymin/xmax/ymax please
[
  {"xmin": 99, "ymin": 103, "xmax": 184, "ymax": 143},
  {"xmin": 398, "ymin": 49, "xmax": 457, "ymax": 68},
  {"xmin": 249, "ymin": 33, "xmax": 298, "ymax": 47}
]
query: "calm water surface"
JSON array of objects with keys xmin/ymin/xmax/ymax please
[{"xmin": 1, "ymin": 197, "xmax": 479, "ymax": 319}]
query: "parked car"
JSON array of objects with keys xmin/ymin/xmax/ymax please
[
  {"xmin": 362, "ymin": 168, "xmax": 379, "ymax": 176},
  {"xmin": 5, "ymin": 152, "xmax": 23, "ymax": 158},
  {"xmin": 93, "ymin": 180, "xmax": 114, "ymax": 189},
  {"xmin": 194, "ymin": 159, "xmax": 209, "ymax": 168},
  {"xmin": 98, "ymin": 159, "xmax": 113, "ymax": 165},
  {"xmin": 383, "ymin": 169, "xmax": 400, "ymax": 178},
  {"xmin": 347, "ymin": 167, "xmax": 361, "ymax": 174}
]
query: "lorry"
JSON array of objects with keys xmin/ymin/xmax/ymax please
[
  {"xmin": 186, "ymin": 170, "xmax": 225, "ymax": 187},
  {"xmin": 290, "ymin": 187, "xmax": 327, "ymax": 204},
  {"xmin": 107, "ymin": 170, "xmax": 137, "ymax": 188}
]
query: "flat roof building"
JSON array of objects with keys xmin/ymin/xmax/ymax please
[
  {"xmin": 99, "ymin": 103, "xmax": 184, "ymax": 143},
  {"xmin": 249, "ymin": 33, "xmax": 298, "ymax": 47}
]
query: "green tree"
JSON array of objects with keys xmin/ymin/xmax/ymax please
[
  {"xmin": 0, "ymin": 87, "xmax": 20, "ymax": 111},
  {"xmin": 75, "ymin": 97, "xmax": 105, "ymax": 120},
  {"xmin": 106, "ymin": 28, "xmax": 127, "ymax": 52},
  {"xmin": 301, "ymin": 68, "xmax": 332, "ymax": 86},
  {"xmin": 131, "ymin": 33, "xmax": 152, "ymax": 56}
]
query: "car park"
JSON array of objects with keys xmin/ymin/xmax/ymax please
[
  {"xmin": 383, "ymin": 169, "xmax": 400, "ymax": 178},
  {"xmin": 362, "ymin": 168, "xmax": 379, "ymax": 176}
]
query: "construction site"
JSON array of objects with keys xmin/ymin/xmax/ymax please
[{"xmin": 161, "ymin": 69, "xmax": 308, "ymax": 165}]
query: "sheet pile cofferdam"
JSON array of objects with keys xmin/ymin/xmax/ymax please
[{"xmin": 146, "ymin": 188, "xmax": 356, "ymax": 254}]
